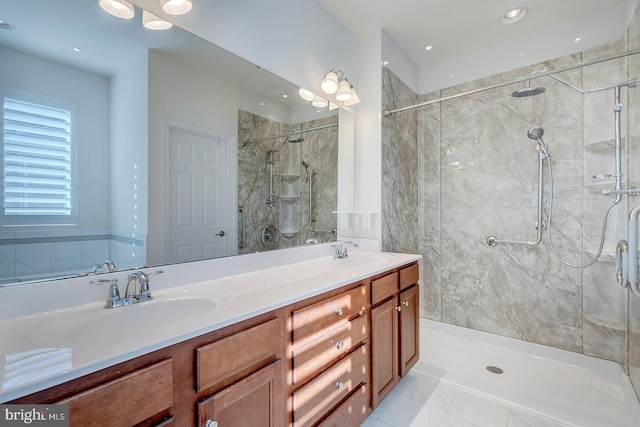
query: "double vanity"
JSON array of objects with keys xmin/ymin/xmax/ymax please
[{"xmin": 0, "ymin": 245, "xmax": 421, "ymax": 426}]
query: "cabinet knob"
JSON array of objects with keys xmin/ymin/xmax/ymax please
[
  {"xmin": 335, "ymin": 307, "xmax": 344, "ymax": 316},
  {"xmin": 396, "ymin": 306, "xmax": 402, "ymax": 312},
  {"xmin": 336, "ymin": 381, "xmax": 344, "ymax": 389},
  {"xmin": 336, "ymin": 341, "xmax": 344, "ymax": 350},
  {"xmin": 206, "ymin": 420, "xmax": 218, "ymax": 427},
  {"xmin": 403, "ymin": 301, "xmax": 409, "ymax": 307}
]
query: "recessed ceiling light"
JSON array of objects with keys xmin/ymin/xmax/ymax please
[
  {"xmin": 425, "ymin": 46, "xmax": 433, "ymax": 51},
  {"xmin": 574, "ymin": 36, "xmax": 582, "ymax": 42},
  {"xmin": 259, "ymin": 102, "xmax": 265, "ymax": 106},
  {"xmin": 72, "ymin": 47, "xmax": 81, "ymax": 52},
  {"xmin": 282, "ymin": 94, "xmax": 288, "ymax": 98},
  {"xmin": 382, "ymin": 61, "xmax": 389, "ymax": 66},
  {"xmin": 501, "ymin": 7, "xmax": 528, "ymax": 24}
]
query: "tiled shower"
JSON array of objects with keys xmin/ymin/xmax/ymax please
[{"xmin": 381, "ymin": 5, "xmax": 640, "ymax": 399}]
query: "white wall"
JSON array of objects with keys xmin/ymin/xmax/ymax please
[
  {"xmin": 129, "ymin": 0, "xmax": 359, "ymax": 100},
  {"xmin": 110, "ymin": 54, "xmax": 149, "ymax": 269},
  {"xmin": 0, "ymin": 45, "xmax": 111, "ymax": 231}
]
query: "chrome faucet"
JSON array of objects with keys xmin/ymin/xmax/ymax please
[
  {"xmin": 90, "ymin": 259, "xmax": 117, "ymax": 274},
  {"xmin": 126, "ymin": 271, "xmax": 153, "ymax": 303},
  {"xmin": 332, "ymin": 241, "xmax": 359, "ymax": 259},
  {"xmin": 90, "ymin": 270, "xmax": 163, "ymax": 309}
]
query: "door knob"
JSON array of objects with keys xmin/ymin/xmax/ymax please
[{"xmin": 215, "ymin": 231, "xmax": 225, "ymax": 237}]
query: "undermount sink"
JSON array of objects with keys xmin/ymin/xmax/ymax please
[
  {"xmin": 335, "ymin": 254, "xmax": 394, "ymax": 268},
  {"xmin": 64, "ymin": 297, "xmax": 218, "ymax": 345}
]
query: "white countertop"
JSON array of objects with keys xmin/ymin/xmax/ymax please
[{"xmin": 0, "ymin": 247, "xmax": 420, "ymax": 402}]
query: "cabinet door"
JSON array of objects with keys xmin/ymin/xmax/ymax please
[
  {"xmin": 197, "ymin": 360, "xmax": 283, "ymax": 427},
  {"xmin": 371, "ymin": 297, "xmax": 398, "ymax": 409},
  {"xmin": 399, "ymin": 285, "xmax": 420, "ymax": 377}
]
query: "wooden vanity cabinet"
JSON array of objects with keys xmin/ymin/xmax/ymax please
[
  {"xmin": 9, "ymin": 260, "xmax": 420, "ymax": 426},
  {"xmin": 286, "ymin": 282, "xmax": 370, "ymax": 427},
  {"xmin": 370, "ymin": 262, "xmax": 420, "ymax": 409},
  {"xmin": 9, "ymin": 310, "xmax": 285, "ymax": 427}
]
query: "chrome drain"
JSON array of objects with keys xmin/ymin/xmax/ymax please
[{"xmin": 486, "ymin": 366, "xmax": 504, "ymax": 374}]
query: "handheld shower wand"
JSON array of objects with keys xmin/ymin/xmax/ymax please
[{"xmin": 527, "ymin": 126, "xmax": 549, "ymax": 156}]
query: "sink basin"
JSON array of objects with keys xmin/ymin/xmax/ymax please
[
  {"xmin": 336, "ymin": 254, "xmax": 393, "ymax": 268},
  {"xmin": 64, "ymin": 297, "xmax": 218, "ymax": 345}
]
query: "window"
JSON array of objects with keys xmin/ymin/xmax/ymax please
[{"xmin": 1, "ymin": 88, "xmax": 76, "ymax": 225}]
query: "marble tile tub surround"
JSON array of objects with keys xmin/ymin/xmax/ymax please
[
  {"xmin": 238, "ymin": 110, "xmax": 339, "ymax": 253},
  {"xmin": 381, "ymin": 20, "xmax": 640, "ymax": 368}
]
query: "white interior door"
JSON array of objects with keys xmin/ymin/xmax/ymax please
[{"xmin": 168, "ymin": 127, "xmax": 232, "ymax": 262}]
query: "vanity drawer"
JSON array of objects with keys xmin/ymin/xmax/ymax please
[
  {"xmin": 400, "ymin": 263, "xmax": 419, "ymax": 291},
  {"xmin": 317, "ymin": 383, "xmax": 368, "ymax": 427},
  {"xmin": 292, "ymin": 285, "xmax": 367, "ymax": 343},
  {"xmin": 57, "ymin": 359, "xmax": 173, "ymax": 427},
  {"xmin": 292, "ymin": 344, "xmax": 367, "ymax": 427},
  {"xmin": 292, "ymin": 314, "xmax": 367, "ymax": 385},
  {"xmin": 371, "ymin": 272, "xmax": 398, "ymax": 305},
  {"xmin": 196, "ymin": 317, "xmax": 282, "ymax": 392}
]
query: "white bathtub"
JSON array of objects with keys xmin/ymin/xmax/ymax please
[{"xmin": 412, "ymin": 319, "xmax": 640, "ymax": 427}]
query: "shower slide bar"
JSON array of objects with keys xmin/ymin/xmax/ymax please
[
  {"xmin": 487, "ymin": 149, "xmax": 545, "ymax": 247},
  {"xmin": 242, "ymin": 122, "xmax": 338, "ymax": 145},
  {"xmin": 384, "ymin": 47, "xmax": 640, "ymax": 116},
  {"xmin": 238, "ymin": 206, "xmax": 246, "ymax": 249}
]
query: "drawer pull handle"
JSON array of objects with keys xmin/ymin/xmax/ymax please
[
  {"xmin": 336, "ymin": 341, "xmax": 344, "ymax": 350},
  {"xmin": 335, "ymin": 307, "xmax": 344, "ymax": 316},
  {"xmin": 206, "ymin": 421, "xmax": 218, "ymax": 427},
  {"xmin": 336, "ymin": 381, "xmax": 344, "ymax": 389},
  {"xmin": 396, "ymin": 306, "xmax": 402, "ymax": 312},
  {"xmin": 403, "ymin": 301, "xmax": 409, "ymax": 307}
]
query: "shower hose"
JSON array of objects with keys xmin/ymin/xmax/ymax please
[{"xmin": 544, "ymin": 155, "xmax": 620, "ymax": 269}]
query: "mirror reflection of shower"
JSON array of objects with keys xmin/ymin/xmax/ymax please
[{"xmin": 237, "ymin": 111, "xmax": 339, "ymax": 253}]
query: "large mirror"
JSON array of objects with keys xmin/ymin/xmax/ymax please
[{"xmin": 0, "ymin": 0, "xmax": 353, "ymax": 286}]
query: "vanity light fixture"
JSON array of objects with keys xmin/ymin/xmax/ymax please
[
  {"xmin": 311, "ymin": 95, "xmax": 328, "ymax": 108},
  {"xmin": 500, "ymin": 7, "xmax": 528, "ymax": 24},
  {"xmin": 298, "ymin": 88, "xmax": 315, "ymax": 101},
  {"xmin": 142, "ymin": 10, "xmax": 172, "ymax": 30},
  {"xmin": 320, "ymin": 69, "xmax": 359, "ymax": 106},
  {"xmin": 161, "ymin": 0, "xmax": 193, "ymax": 15},
  {"xmin": 335, "ymin": 78, "xmax": 352, "ymax": 102},
  {"xmin": 321, "ymin": 70, "xmax": 340, "ymax": 95},
  {"xmin": 98, "ymin": 0, "xmax": 135, "ymax": 19}
]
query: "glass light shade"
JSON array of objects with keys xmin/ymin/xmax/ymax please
[
  {"xmin": 98, "ymin": 0, "xmax": 135, "ymax": 19},
  {"xmin": 161, "ymin": 0, "xmax": 193, "ymax": 15},
  {"xmin": 321, "ymin": 71, "xmax": 339, "ymax": 94},
  {"xmin": 298, "ymin": 88, "xmax": 314, "ymax": 101},
  {"xmin": 142, "ymin": 10, "xmax": 173, "ymax": 30},
  {"xmin": 335, "ymin": 79, "xmax": 352, "ymax": 102},
  {"xmin": 312, "ymin": 96, "xmax": 328, "ymax": 108}
]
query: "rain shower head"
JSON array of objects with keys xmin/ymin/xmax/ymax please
[
  {"xmin": 302, "ymin": 160, "xmax": 309, "ymax": 169},
  {"xmin": 527, "ymin": 126, "xmax": 549, "ymax": 155},
  {"xmin": 512, "ymin": 79, "xmax": 546, "ymax": 97}
]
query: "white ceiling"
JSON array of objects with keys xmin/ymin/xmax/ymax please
[{"xmin": 317, "ymin": 0, "xmax": 638, "ymax": 92}]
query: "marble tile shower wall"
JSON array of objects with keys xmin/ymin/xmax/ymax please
[
  {"xmin": 237, "ymin": 111, "xmax": 338, "ymax": 254},
  {"xmin": 382, "ymin": 25, "xmax": 639, "ymax": 368},
  {"xmin": 627, "ymin": 3, "xmax": 640, "ymax": 400}
]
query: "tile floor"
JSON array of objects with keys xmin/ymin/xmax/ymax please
[{"xmin": 361, "ymin": 371, "xmax": 569, "ymax": 427}]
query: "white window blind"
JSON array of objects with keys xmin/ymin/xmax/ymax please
[{"xmin": 2, "ymin": 89, "xmax": 76, "ymax": 225}]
